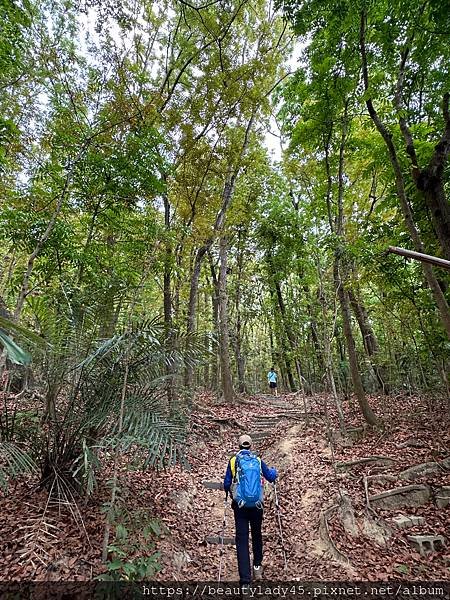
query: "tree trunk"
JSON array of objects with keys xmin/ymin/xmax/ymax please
[
  {"xmin": 273, "ymin": 285, "xmax": 297, "ymax": 391},
  {"xmin": 184, "ymin": 114, "xmax": 255, "ymax": 388},
  {"xmin": 348, "ymin": 289, "xmax": 389, "ymax": 394},
  {"xmin": 185, "ymin": 246, "xmax": 207, "ymax": 388},
  {"xmin": 209, "ymin": 257, "xmax": 220, "ymax": 391},
  {"xmin": 218, "ymin": 236, "xmax": 234, "ymax": 402},
  {"xmin": 334, "ymin": 95, "xmax": 378, "ymax": 426},
  {"xmin": 335, "ymin": 261, "xmax": 378, "ymax": 425},
  {"xmin": 14, "ymin": 142, "xmax": 89, "ymax": 321},
  {"xmin": 266, "ymin": 283, "xmax": 295, "ymax": 392},
  {"xmin": 98, "ymin": 235, "xmax": 119, "ymax": 339},
  {"xmin": 233, "ymin": 230, "xmax": 246, "ymax": 393},
  {"xmin": 421, "ymin": 182, "xmax": 450, "ymax": 261},
  {"xmin": 163, "ymin": 192, "xmax": 176, "ymax": 407}
]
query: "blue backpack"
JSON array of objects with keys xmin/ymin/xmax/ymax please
[{"xmin": 233, "ymin": 451, "xmax": 263, "ymax": 508}]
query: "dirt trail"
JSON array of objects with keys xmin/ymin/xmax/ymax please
[
  {"xmin": 148, "ymin": 392, "xmax": 450, "ymax": 581},
  {"xmin": 2, "ymin": 392, "xmax": 448, "ymax": 581},
  {"xmin": 148, "ymin": 393, "xmax": 345, "ymax": 581}
]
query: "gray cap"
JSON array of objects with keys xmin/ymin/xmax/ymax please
[{"xmin": 238, "ymin": 434, "xmax": 252, "ymax": 448}]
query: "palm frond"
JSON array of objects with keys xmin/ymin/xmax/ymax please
[
  {"xmin": 0, "ymin": 316, "xmax": 47, "ymax": 347},
  {"xmin": 0, "ymin": 442, "xmax": 38, "ymax": 490},
  {"xmin": 0, "ymin": 329, "xmax": 31, "ymax": 365},
  {"xmin": 72, "ymin": 439, "xmax": 101, "ymax": 496}
]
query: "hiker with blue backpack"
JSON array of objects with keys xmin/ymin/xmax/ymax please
[{"xmin": 223, "ymin": 434, "xmax": 278, "ymax": 586}]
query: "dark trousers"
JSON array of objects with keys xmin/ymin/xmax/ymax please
[{"xmin": 233, "ymin": 505, "xmax": 263, "ymax": 584}]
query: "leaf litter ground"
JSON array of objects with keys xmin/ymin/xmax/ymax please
[{"xmin": 0, "ymin": 392, "xmax": 449, "ymax": 580}]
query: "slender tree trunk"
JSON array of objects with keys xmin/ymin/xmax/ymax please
[
  {"xmin": 316, "ymin": 261, "xmax": 346, "ymax": 431},
  {"xmin": 163, "ymin": 193, "xmax": 176, "ymax": 407},
  {"xmin": 184, "ymin": 114, "xmax": 255, "ymax": 388},
  {"xmin": 185, "ymin": 247, "xmax": 208, "ymax": 388},
  {"xmin": 98, "ymin": 235, "xmax": 119, "ymax": 339},
  {"xmin": 267, "ymin": 283, "xmax": 295, "ymax": 392},
  {"xmin": 335, "ymin": 261, "xmax": 378, "ymax": 425},
  {"xmin": 234, "ymin": 230, "xmax": 246, "ymax": 393},
  {"xmin": 218, "ymin": 236, "xmax": 234, "ymax": 402},
  {"xmin": 209, "ymin": 258, "xmax": 220, "ymax": 391},
  {"xmin": 348, "ymin": 289, "xmax": 389, "ymax": 394},
  {"xmin": 272, "ymin": 277, "xmax": 299, "ymax": 391},
  {"xmin": 14, "ymin": 142, "xmax": 90, "ymax": 321},
  {"xmin": 77, "ymin": 195, "xmax": 103, "ymax": 285},
  {"xmin": 203, "ymin": 289, "xmax": 210, "ymax": 388},
  {"xmin": 304, "ymin": 284, "xmax": 326, "ymax": 388},
  {"xmin": 334, "ymin": 97, "xmax": 378, "ymax": 426}
]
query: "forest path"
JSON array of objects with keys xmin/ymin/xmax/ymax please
[
  {"xmin": 147, "ymin": 392, "xmax": 450, "ymax": 582},
  {"xmin": 150, "ymin": 392, "xmax": 350, "ymax": 581}
]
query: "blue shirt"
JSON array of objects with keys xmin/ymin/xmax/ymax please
[
  {"xmin": 223, "ymin": 449, "xmax": 278, "ymax": 493},
  {"xmin": 268, "ymin": 371, "xmax": 277, "ymax": 383}
]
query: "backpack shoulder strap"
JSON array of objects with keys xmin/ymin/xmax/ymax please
[
  {"xmin": 232, "ymin": 450, "xmax": 246, "ymax": 479},
  {"xmin": 230, "ymin": 455, "xmax": 237, "ymax": 478}
]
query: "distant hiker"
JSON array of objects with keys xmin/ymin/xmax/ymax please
[
  {"xmin": 267, "ymin": 367, "xmax": 278, "ymax": 396},
  {"xmin": 223, "ymin": 434, "xmax": 278, "ymax": 586}
]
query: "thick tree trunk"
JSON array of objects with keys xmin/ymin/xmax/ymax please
[
  {"xmin": 218, "ymin": 236, "xmax": 234, "ymax": 402},
  {"xmin": 421, "ymin": 182, "xmax": 450, "ymax": 261},
  {"xmin": 394, "ymin": 51, "xmax": 450, "ymax": 260}
]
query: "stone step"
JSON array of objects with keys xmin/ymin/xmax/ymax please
[
  {"xmin": 257, "ymin": 413, "xmax": 285, "ymax": 418},
  {"xmin": 253, "ymin": 421, "xmax": 281, "ymax": 428},
  {"xmin": 407, "ymin": 534, "xmax": 446, "ymax": 556},
  {"xmin": 206, "ymin": 535, "xmax": 236, "ymax": 545},
  {"xmin": 202, "ymin": 481, "xmax": 224, "ymax": 490},
  {"xmin": 392, "ymin": 515, "xmax": 426, "ymax": 529},
  {"xmin": 206, "ymin": 534, "xmax": 268, "ymax": 545},
  {"xmin": 436, "ymin": 486, "xmax": 450, "ymax": 509}
]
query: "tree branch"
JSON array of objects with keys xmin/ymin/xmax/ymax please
[
  {"xmin": 427, "ymin": 92, "xmax": 450, "ymax": 176},
  {"xmin": 394, "ymin": 46, "xmax": 420, "ymax": 178}
]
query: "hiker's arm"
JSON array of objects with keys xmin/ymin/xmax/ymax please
[
  {"xmin": 223, "ymin": 461, "xmax": 232, "ymax": 493},
  {"xmin": 261, "ymin": 460, "xmax": 277, "ymax": 482}
]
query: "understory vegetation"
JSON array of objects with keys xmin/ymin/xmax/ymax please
[{"xmin": 0, "ymin": 0, "xmax": 449, "ymax": 582}]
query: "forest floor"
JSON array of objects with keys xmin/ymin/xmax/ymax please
[{"xmin": 1, "ymin": 392, "xmax": 449, "ymax": 581}]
